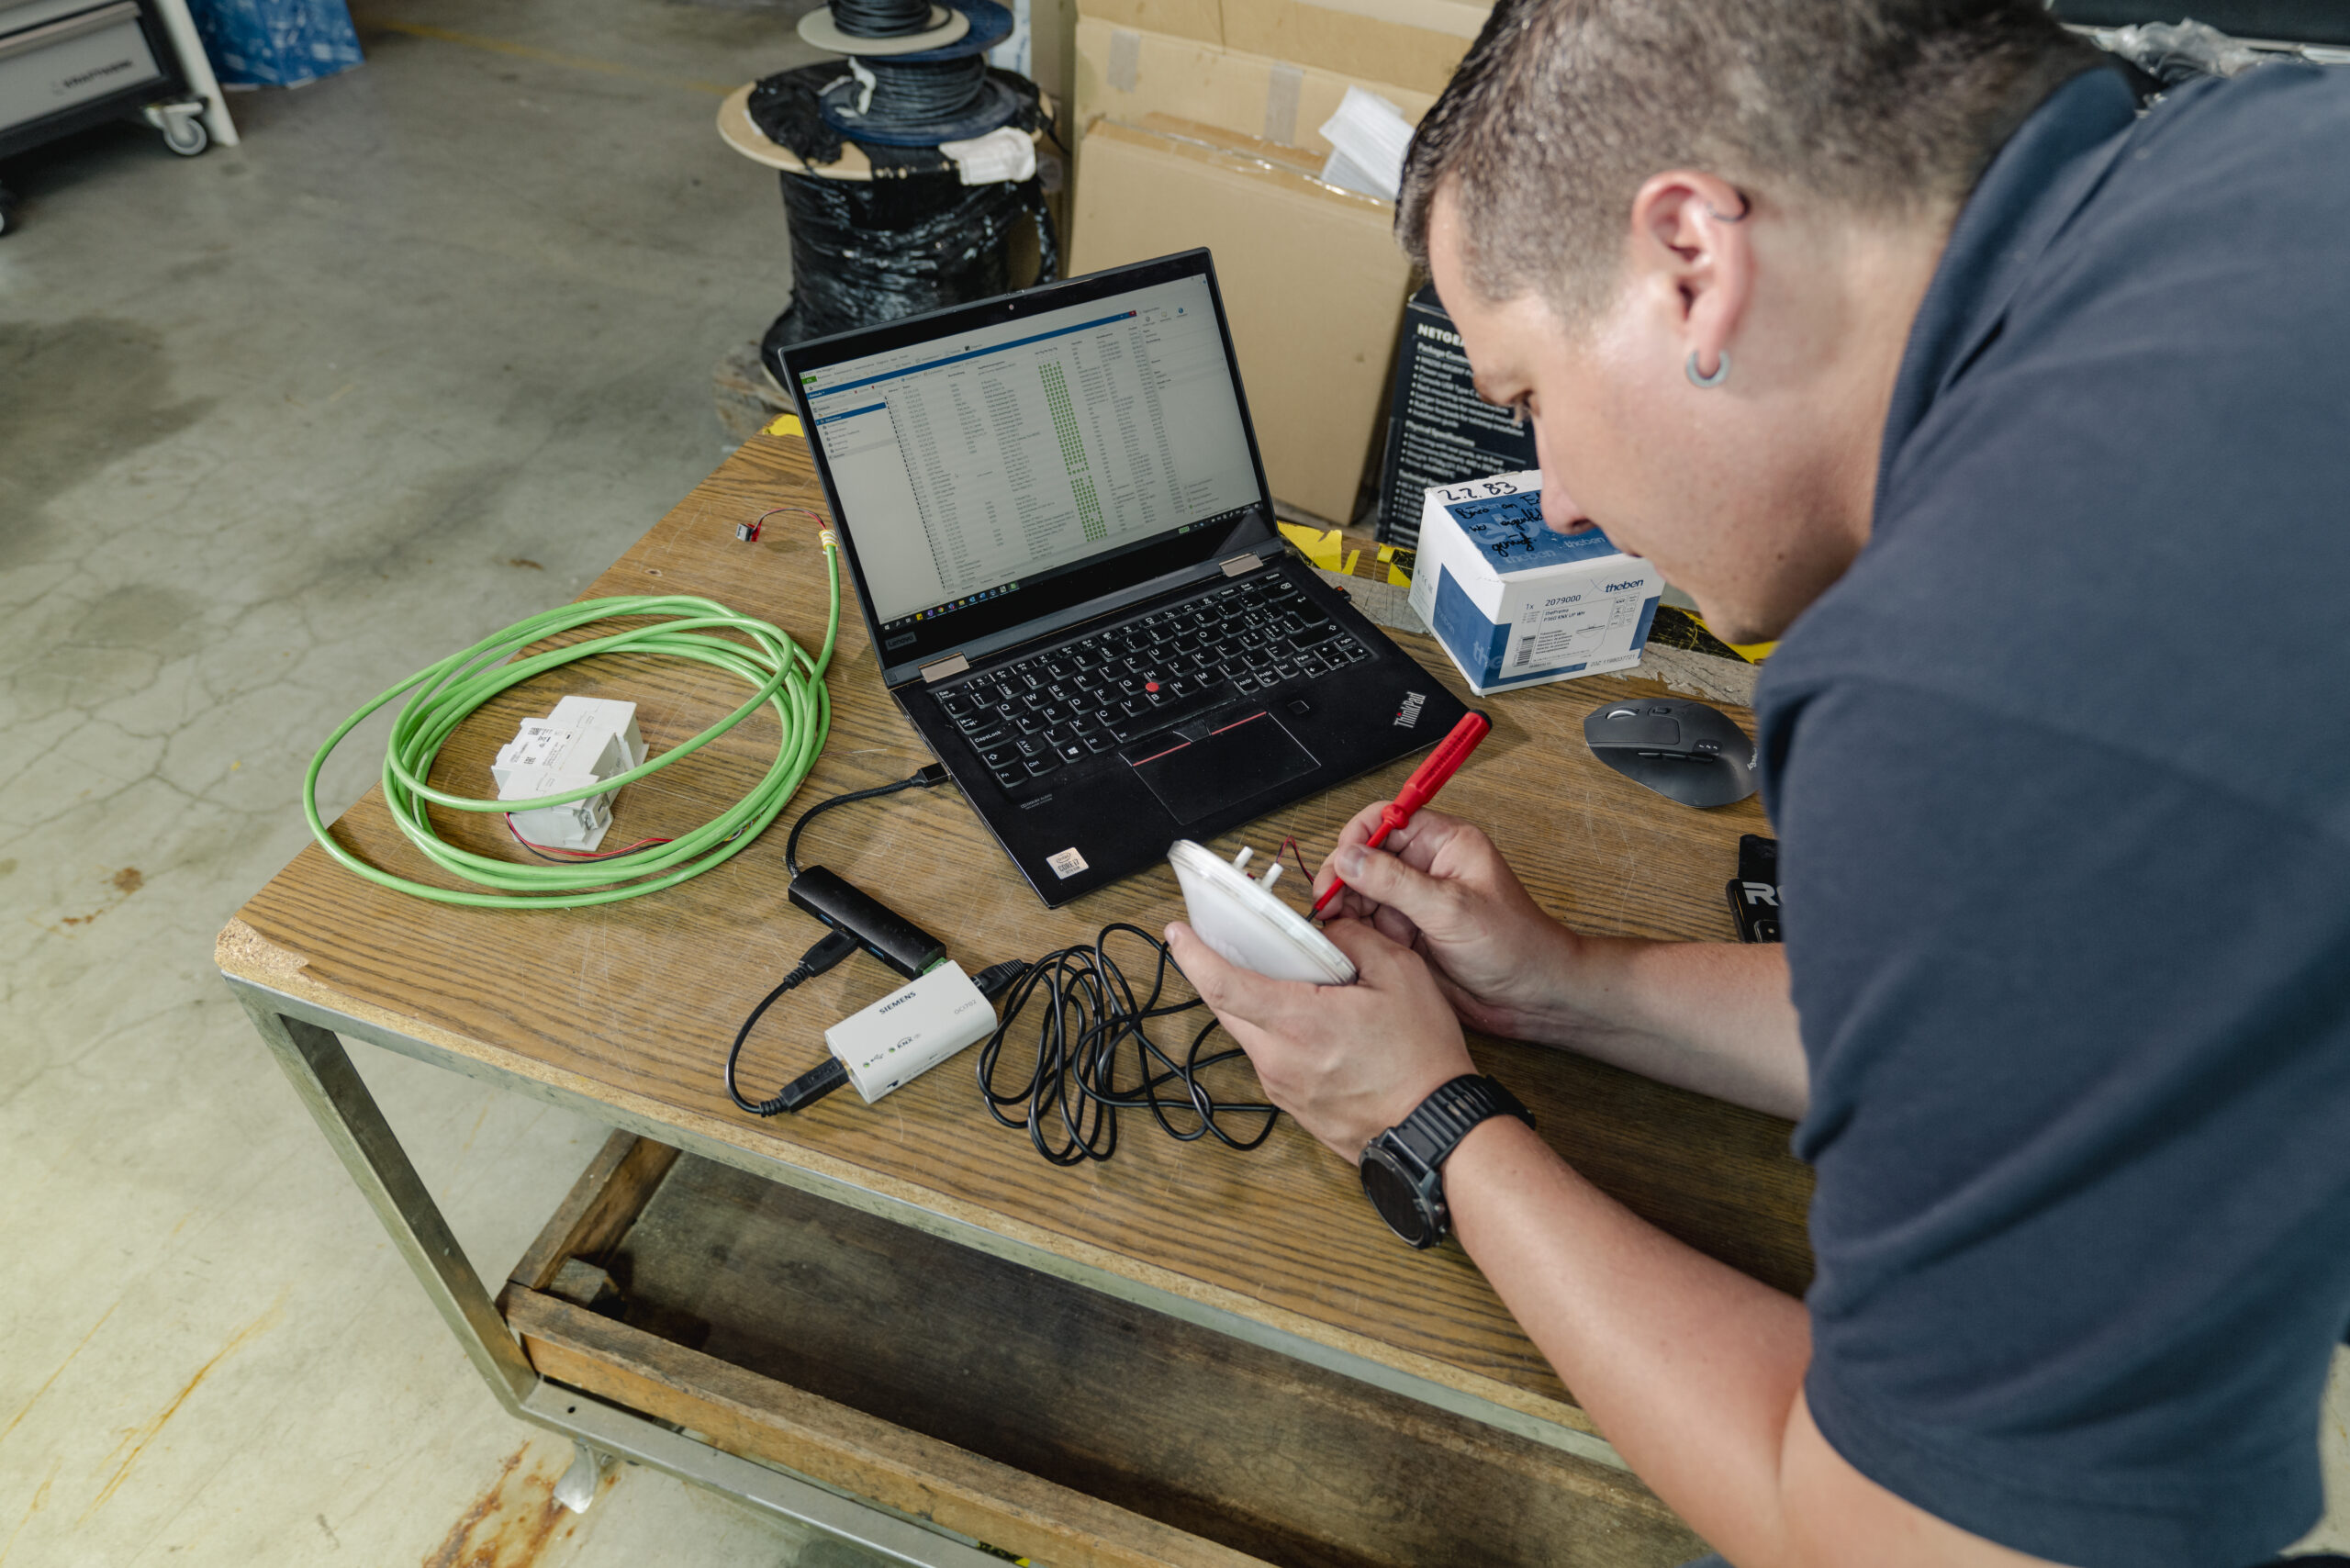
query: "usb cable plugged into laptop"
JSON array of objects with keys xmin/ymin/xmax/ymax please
[
  {"xmin": 783, "ymin": 762, "xmax": 953, "ymax": 879},
  {"xmin": 782, "ymin": 762, "xmax": 955, "ymax": 975}
]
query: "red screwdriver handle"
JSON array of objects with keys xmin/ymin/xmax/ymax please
[{"xmin": 1314, "ymin": 711, "xmax": 1491, "ymax": 915}]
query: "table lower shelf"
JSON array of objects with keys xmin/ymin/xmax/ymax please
[{"xmin": 498, "ymin": 1132, "xmax": 1707, "ymax": 1568}]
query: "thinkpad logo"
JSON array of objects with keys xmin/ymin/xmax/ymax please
[{"xmin": 1393, "ymin": 692, "xmax": 1427, "ymax": 728}]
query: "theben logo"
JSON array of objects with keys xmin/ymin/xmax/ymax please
[
  {"xmin": 1604, "ymin": 579, "xmax": 1647, "ymax": 594},
  {"xmin": 1393, "ymin": 692, "xmax": 1427, "ymax": 728}
]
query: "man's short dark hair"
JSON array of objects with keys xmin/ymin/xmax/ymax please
[{"xmin": 1398, "ymin": 0, "xmax": 2098, "ymax": 318}]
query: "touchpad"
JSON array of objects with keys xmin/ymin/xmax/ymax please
[{"xmin": 1124, "ymin": 710, "xmax": 1317, "ymax": 825}]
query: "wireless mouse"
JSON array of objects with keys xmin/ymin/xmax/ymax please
[{"xmin": 1582, "ymin": 697, "xmax": 1758, "ymax": 809}]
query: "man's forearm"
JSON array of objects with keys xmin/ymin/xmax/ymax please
[
  {"xmin": 1445, "ymin": 1118, "xmax": 2061, "ymax": 1568},
  {"xmin": 1522, "ymin": 937, "xmax": 1807, "ymax": 1119},
  {"xmin": 1447, "ymin": 1114, "xmax": 1812, "ymax": 1552}
]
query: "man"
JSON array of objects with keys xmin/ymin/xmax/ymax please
[{"xmin": 1161, "ymin": 2, "xmax": 2350, "ymax": 1563}]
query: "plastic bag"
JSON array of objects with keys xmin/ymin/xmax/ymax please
[
  {"xmin": 746, "ymin": 62, "xmax": 1050, "ymax": 176},
  {"xmin": 2089, "ymin": 18, "xmax": 2266, "ymax": 84},
  {"xmin": 759, "ymin": 168, "xmax": 1059, "ymax": 375},
  {"xmin": 185, "ymin": 0, "xmax": 363, "ymax": 88}
]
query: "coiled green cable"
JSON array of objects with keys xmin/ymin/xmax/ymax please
[{"xmin": 303, "ymin": 541, "xmax": 840, "ymax": 909}]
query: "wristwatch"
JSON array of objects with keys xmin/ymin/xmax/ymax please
[{"xmin": 1359, "ymin": 1074, "xmax": 1534, "ymax": 1249}]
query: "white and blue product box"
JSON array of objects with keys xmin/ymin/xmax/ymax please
[{"xmin": 1406, "ymin": 472, "xmax": 1664, "ymax": 697}]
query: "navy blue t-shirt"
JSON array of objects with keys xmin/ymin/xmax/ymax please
[{"xmin": 1756, "ymin": 64, "xmax": 2350, "ymax": 1566}]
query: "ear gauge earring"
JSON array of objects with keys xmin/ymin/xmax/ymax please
[{"xmin": 1686, "ymin": 350, "xmax": 1731, "ymax": 388}]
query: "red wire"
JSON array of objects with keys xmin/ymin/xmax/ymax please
[
  {"xmin": 755, "ymin": 506, "xmax": 829, "ymax": 535},
  {"xmin": 504, "ymin": 814, "xmax": 673, "ymax": 862},
  {"xmin": 1276, "ymin": 834, "xmax": 1313, "ymax": 887}
]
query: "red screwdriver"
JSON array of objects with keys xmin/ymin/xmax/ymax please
[{"xmin": 1311, "ymin": 710, "xmax": 1493, "ymax": 917}]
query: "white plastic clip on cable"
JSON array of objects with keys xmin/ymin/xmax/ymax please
[{"xmin": 1168, "ymin": 840, "xmax": 1358, "ymax": 986}]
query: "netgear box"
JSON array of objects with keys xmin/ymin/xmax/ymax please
[{"xmin": 1407, "ymin": 473, "xmax": 1663, "ymax": 696}]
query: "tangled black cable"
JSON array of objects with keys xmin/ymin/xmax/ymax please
[
  {"xmin": 977, "ymin": 924, "xmax": 1280, "ymax": 1166},
  {"xmin": 855, "ymin": 55, "xmax": 989, "ymax": 122},
  {"xmin": 832, "ymin": 0, "xmax": 933, "ymax": 38}
]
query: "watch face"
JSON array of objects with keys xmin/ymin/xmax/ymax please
[{"xmin": 1360, "ymin": 1143, "xmax": 1439, "ymax": 1249}]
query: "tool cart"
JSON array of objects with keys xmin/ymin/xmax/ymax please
[{"xmin": 0, "ymin": 0, "xmax": 234, "ymax": 234}]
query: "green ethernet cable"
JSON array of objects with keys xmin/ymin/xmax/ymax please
[{"xmin": 301, "ymin": 539, "xmax": 840, "ymax": 909}]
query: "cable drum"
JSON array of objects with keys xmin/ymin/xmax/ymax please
[
  {"xmin": 820, "ymin": 50, "xmax": 1016, "ymax": 146},
  {"xmin": 741, "ymin": 36, "xmax": 1060, "ymax": 381},
  {"xmin": 854, "ymin": 54, "xmax": 988, "ymax": 121},
  {"xmin": 829, "ymin": 0, "xmax": 934, "ymax": 36},
  {"xmin": 760, "ymin": 165, "xmax": 1058, "ymax": 368}
]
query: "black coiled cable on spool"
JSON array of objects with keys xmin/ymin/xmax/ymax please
[
  {"xmin": 750, "ymin": 0, "xmax": 1060, "ymax": 374},
  {"xmin": 856, "ymin": 54, "xmax": 989, "ymax": 122},
  {"xmin": 830, "ymin": 0, "xmax": 934, "ymax": 37}
]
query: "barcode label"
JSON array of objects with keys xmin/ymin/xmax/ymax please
[{"xmin": 1515, "ymin": 642, "xmax": 1534, "ymax": 667}]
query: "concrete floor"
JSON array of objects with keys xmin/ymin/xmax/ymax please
[
  {"xmin": 0, "ymin": 2, "xmax": 897, "ymax": 1562},
  {"xmin": 3, "ymin": 3, "xmax": 2348, "ymax": 1564}
]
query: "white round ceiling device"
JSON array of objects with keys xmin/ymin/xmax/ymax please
[{"xmin": 1167, "ymin": 840, "xmax": 1357, "ymax": 987}]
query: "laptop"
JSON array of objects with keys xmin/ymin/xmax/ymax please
[{"xmin": 782, "ymin": 249, "xmax": 1471, "ymax": 906}]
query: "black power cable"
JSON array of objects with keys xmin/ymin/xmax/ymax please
[{"xmin": 975, "ymin": 924, "xmax": 1280, "ymax": 1166}]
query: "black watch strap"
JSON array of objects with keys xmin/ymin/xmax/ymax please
[{"xmin": 1389, "ymin": 1074, "xmax": 1534, "ymax": 1171}]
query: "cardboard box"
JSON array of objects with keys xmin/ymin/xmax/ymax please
[
  {"xmin": 1406, "ymin": 472, "xmax": 1663, "ymax": 695},
  {"xmin": 1074, "ymin": 0, "xmax": 1493, "ymax": 94},
  {"xmin": 1222, "ymin": 0, "xmax": 1492, "ymax": 96},
  {"xmin": 1075, "ymin": 0, "xmax": 1222, "ymax": 46},
  {"xmin": 1374, "ymin": 283, "xmax": 1539, "ymax": 546},
  {"xmin": 1073, "ymin": 16, "xmax": 1434, "ymax": 158},
  {"xmin": 1069, "ymin": 113, "xmax": 1416, "ymax": 521}
]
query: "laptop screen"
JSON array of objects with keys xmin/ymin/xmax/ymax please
[{"xmin": 787, "ymin": 252, "xmax": 1279, "ymax": 678}]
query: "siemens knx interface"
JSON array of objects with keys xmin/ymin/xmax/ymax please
[{"xmin": 800, "ymin": 274, "xmax": 1259, "ymax": 630}]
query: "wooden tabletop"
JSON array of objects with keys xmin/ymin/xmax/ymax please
[{"xmin": 220, "ymin": 433, "xmax": 1812, "ymax": 1441}]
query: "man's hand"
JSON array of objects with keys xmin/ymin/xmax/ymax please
[
  {"xmin": 1162, "ymin": 916, "xmax": 1473, "ymax": 1157},
  {"xmin": 1311, "ymin": 806, "xmax": 1585, "ymax": 1041},
  {"xmin": 1315, "ymin": 802, "xmax": 1810, "ymax": 1119}
]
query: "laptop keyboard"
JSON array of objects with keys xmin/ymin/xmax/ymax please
[{"xmin": 931, "ymin": 571, "xmax": 1375, "ymax": 792}]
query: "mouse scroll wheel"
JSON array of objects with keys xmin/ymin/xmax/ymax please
[{"xmin": 1606, "ymin": 708, "xmax": 1640, "ymax": 720}]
